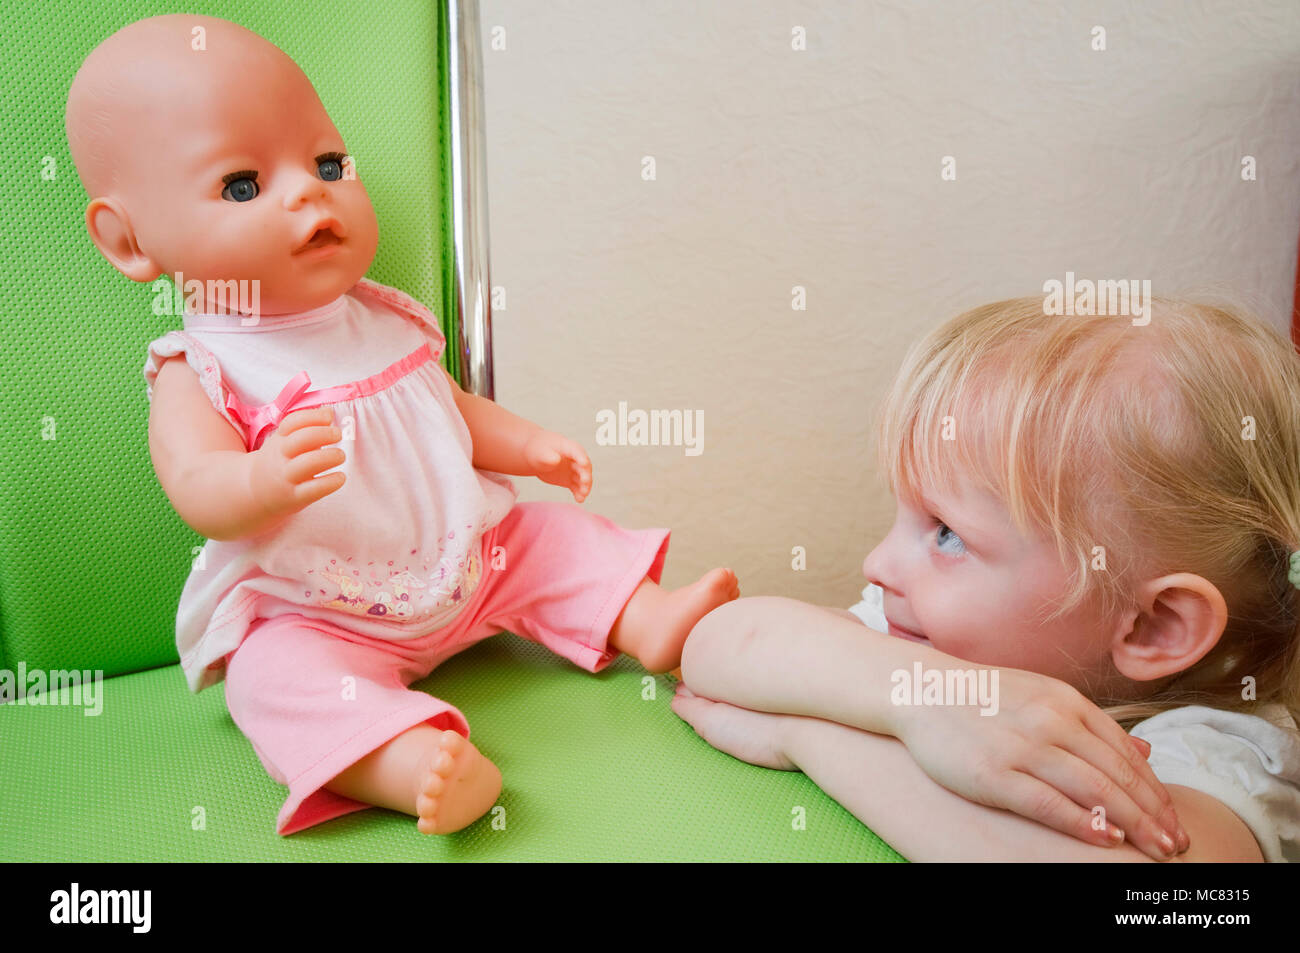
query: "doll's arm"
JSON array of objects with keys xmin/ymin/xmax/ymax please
[
  {"xmin": 149, "ymin": 356, "xmax": 345, "ymax": 540},
  {"xmin": 441, "ymin": 368, "xmax": 544, "ymax": 475},
  {"xmin": 441, "ymin": 368, "xmax": 591, "ymax": 501},
  {"xmin": 778, "ymin": 713, "xmax": 1262, "ymax": 862}
]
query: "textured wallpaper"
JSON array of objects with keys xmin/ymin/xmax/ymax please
[{"xmin": 481, "ymin": 0, "xmax": 1300, "ymax": 606}]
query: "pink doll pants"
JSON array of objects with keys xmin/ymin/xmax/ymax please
[{"xmin": 222, "ymin": 500, "xmax": 670, "ymax": 835}]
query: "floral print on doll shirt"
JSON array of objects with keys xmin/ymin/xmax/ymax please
[{"xmin": 304, "ymin": 524, "xmax": 483, "ymax": 621}]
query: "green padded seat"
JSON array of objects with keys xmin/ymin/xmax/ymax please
[
  {"xmin": 0, "ymin": 637, "xmax": 898, "ymax": 861},
  {"xmin": 0, "ymin": 0, "xmax": 902, "ymax": 861}
]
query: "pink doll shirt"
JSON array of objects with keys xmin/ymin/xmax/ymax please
[{"xmin": 142, "ymin": 278, "xmax": 518, "ymax": 692}]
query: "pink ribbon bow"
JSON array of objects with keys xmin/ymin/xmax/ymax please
[{"xmin": 225, "ymin": 371, "xmax": 314, "ymax": 451}]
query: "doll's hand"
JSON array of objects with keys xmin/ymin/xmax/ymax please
[
  {"xmin": 893, "ymin": 669, "xmax": 1189, "ymax": 860},
  {"xmin": 523, "ymin": 429, "xmax": 592, "ymax": 503},
  {"xmin": 248, "ymin": 407, "xmax": 347, "ymax": 523},
  {"xmin": 672, "ymin": 683, "xmax": 798, "ymax": 771}
]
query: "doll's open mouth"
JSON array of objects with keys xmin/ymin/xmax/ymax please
[
  {"xmin": 298, "ymin": 229, "xmax": 342, "ymax": 251},
  {"xmin": 294, "ymin": 218, "xmax": 346, "ymax": 253}
]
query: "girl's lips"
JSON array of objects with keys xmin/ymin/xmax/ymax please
[{"xmin": 887, "ymin": 620, "xmax": 929, "ymax": 644}]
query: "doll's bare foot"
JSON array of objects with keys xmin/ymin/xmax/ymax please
[
  {"xmin": 415, "ymin": 730, "xmax": 503, "ymax": 834},
  {"xmin": 326, "ymin": 725, "xmax": 501, "ymax": 833},
  {"xmin": 611, "ymin": 568, "xmax": 740, "ymax": 674}
]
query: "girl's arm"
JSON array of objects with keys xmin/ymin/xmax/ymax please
[
  {"xmin": 681, "ymin": 595, "xmax": 1187, "ymax": 858},
  {"xmin": 779, "ymin": 711, "xmax": 1263, "ymax": 863},
  {"xmin": 149, "ymin": 356, "xmax": 345, "ymax": 540},
  {"xmin": 681, "ymin": 595, "xmax": 929, "ymax": 733}
]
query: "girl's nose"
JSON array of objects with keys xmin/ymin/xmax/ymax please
[{"xmin": 861, "ymin": 536, "xmax": 896, "ymax": 592}]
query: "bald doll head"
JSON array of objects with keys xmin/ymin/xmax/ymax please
[{"xmin": 66, "ymin": 14, "xmax": 378, "ymax": 315}]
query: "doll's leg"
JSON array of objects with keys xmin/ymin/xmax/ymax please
[
  {"xmin": 224, "ymin": 614, "xmax": 499, "ymax": 835},
  {"xmin": 474, "ymin": 500, "xmax": 739, "ymax": 674},
  {"xmin": 607, "ymin": 570, "xmax": 740, "ymax": 673},
  {"xmin": 327, "ymin": 722, "xmax": 501, "ymax": 835}
]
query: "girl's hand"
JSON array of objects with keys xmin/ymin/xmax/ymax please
[
  {"xmin": 248, "ymin": 407, "xmax": 347, "ymax": 523},
  {"xmin": 523, "ymin": 430, "xmax": 592, "ymax": 502},
  {"xmin": 893, "ymin": 668, "xmax": 1189, "ymax": 860},
  {"xmin": 671, "ymin": 683, "xmax": 797, "ymax": 771}
]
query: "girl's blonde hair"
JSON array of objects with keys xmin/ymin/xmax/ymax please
[{"xmin": 875, "ymin": 293, "xmax": 1300, "ymax": 729}]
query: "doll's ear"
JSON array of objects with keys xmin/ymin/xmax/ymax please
[{"xmin": 84, "ymin": 196, "xmax": 162, "ymax": 283}]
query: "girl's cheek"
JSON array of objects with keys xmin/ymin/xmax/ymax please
[
  {"xmin": 931, "ymin": 630, "xmax": 970, "ymax": 659},
  {"xmin": 929, "ymin": 612, "xmax": 990, "ymax": 661}
]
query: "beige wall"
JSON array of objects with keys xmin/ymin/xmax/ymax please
[{"xmin": 481, "ymin": 0, "xmax": 1300, "ymax": 606}]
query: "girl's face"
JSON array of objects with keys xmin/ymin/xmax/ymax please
[{"xmin": 862, "ymin": 474, "xmax": 1115, "ymax": 691}]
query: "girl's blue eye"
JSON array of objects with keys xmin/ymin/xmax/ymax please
[
  {"xmin": 221, "ymin": 176, "xmax": 258, "ymax": 202},
  {"xmin": 318, "ymin": 157, "xmax": 344, "ymax": 181},
  {"xmin": 935, "ymin": 522, "xmax": 966, "ymax": 555}
]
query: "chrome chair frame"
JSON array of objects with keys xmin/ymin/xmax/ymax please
[{"xmin": 448, "ymin": 0, "xmax": 495, "ymax": 399}]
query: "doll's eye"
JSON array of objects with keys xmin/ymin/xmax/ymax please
[
  {"xmin": 221, "ymin": 173, "xmax": 259, "ymax": 202},
  {"xmin": 317, "ymin": 152, "xmax": 347, "ymax": 181}
]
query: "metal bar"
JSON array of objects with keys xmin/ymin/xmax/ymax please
[{"xmin": 447, "ymin": 0, "xmax": 495, "ymax": 398}]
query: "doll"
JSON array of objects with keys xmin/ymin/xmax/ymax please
[{"xmin": 66, "ymin": 13, "xmax": 739, "ymax": 836}]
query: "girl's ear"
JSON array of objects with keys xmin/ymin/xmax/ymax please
[
  {"xmin": 1110, "ymin": 573, "xmax": 1228, "ymax": 682},
  {"xmin": 84, "ymin": 196, "xmax": 161, "ymax": 283}
]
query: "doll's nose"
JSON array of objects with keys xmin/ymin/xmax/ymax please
[{"xmin": 282, "ymin": 170, "xmax": 330, "ymax": 210}]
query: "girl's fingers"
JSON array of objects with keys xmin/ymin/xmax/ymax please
[
  {"xmin": 1130, "ymin": 736, "xmax": 1152, "ymax": 758},
  {"xmin": 1079, "ymin": 707, "xmax": 1186, "ymax": 849},
  {"xmin": 1022, "ymin": 745, "xmax": 1176, "ymax": 860},
  {"xmin": 1080, "ymin": 706, "xmax": 1169, "ymax": 807},
  {"xmin": 1058, "ymin": 726, "xmax": 1167, "ymax": 822},
  {"xmin": 671, "ymin": 687, "xmax": 709, "ymax": 728},
  {"xmin": 996, "ymin": 770, "xmax": 1128, "ymax": 850}
]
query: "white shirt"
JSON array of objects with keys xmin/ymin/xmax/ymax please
[
  {"xmin": 848, "ymin": 583, "xmax": 1300, "ymax": 861},
  {"xmin": 142, "ymin": 279, "xmax": 517, "ymax": 692}
]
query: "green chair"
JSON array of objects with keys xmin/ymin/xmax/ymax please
[{"xmin": 0, "ymin": 0, "xmax": 902, "ymax": 861}]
